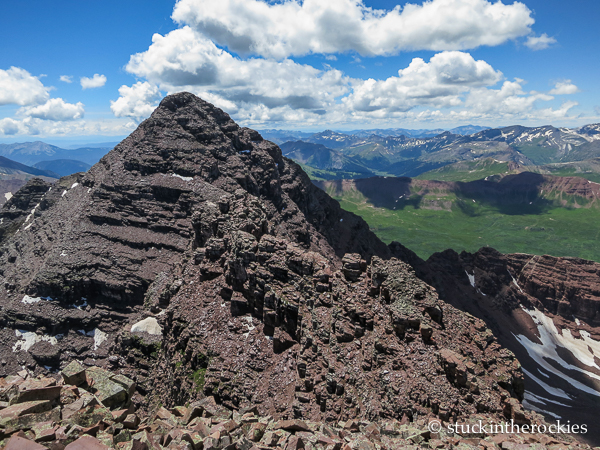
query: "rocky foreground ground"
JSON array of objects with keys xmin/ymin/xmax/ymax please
[{"xmin": 0, "ymin": 363, "xmax": 594, "ymax": 450}]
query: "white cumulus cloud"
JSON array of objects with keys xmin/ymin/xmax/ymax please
[
  {"xmin": 172, "ymin": 0, "xmax": 535, "ymax": 59},
  {"xmin": 81, "ymin": 73, "xmax": 107, "ymax": 89},
  {"xmin": 19, "ymin": 98, "xmax": 85, "ymax": 121},
  {"xmin": 101, "ymin": 0, "xmax": 578, "ymax": 128},
  {"xmin": 344, "ymin": 51, "xmax": 502, "ymax": 113},
  {"xmin": 124, "ymin": 27, "xmax": 349, "ymax": 116},
  {"xmin": 464, "ymin": 79, "xmax": 556, "ymax": 117},
  {"xmin": 110, "ymin": 82, "xmax": 163, "ymax": 121},
  {"xmin": 0, "ymin": 116, "xmax": 136, "ymax": 137},
  {"xmin": 119, "ymin": 22, "xmax": 580, "ymax": 126},
  {"xmin": 0, "ymin": 67, "xmax": 50, "ymax": 106},
  {"xmin": 549, "ymin": 80, "xmax": 579, "ymax": 95},
  {"xmin": 0, "ymin": 118, "xmax": 23, "ymax": 135},
  {"xmin": 525, "ymin": 33, "xmax": 556, "ymax": 50},
  {"xmin": 60, "ymin": 75, "xmax": 73, "ymax": 83}
]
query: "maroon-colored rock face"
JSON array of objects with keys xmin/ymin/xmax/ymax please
[
  {"xmin": 0, "ymin": 92, "xmax": 387, "ymax": 376},
  {"xmin": 1, "ymin": 93, "xmax": 390, "ymax": 307},
  {"xmin": 0, "ymin": 93, "xmax": 550, "ymax": 438},
  {"xmin": 150, "ymin": 245, "xmax": 524, "ymax": 424}
]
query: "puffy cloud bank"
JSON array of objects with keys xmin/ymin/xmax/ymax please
[{"xmin": 172, "ymin": 0, "xmax": 535, "ymax": 59}]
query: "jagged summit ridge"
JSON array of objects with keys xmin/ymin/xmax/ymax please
[{"xmin": 0, "ymin": 92, "xmax": 386, "ymax": 306}]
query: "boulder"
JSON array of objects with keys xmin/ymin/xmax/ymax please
[
  {"xmin": 61, "ymin": 361, "xmax": 87, "ymax": 386},
  {"xmin": 4, "ymin": 435, "xmax": 49, "ymax": 450},
  {"xmin": 131, "ymin": 317, "xmax": 163, "ymax": 335},
  {"xmin": 64, "ymin": 435, "xmax": 111, "ymax": 450}
]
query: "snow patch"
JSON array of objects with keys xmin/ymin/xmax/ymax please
[
  {"xmin": 24, "ymin": 203, "xmax": 40, "ymax": 223},
  {"xmin": 171, "ymin": 174, "xmax": 193, "ymax": 181},
  {"xmin": 4, "ymin": 192, "xmax": 12, "ymax": 201},
  {"xmin": 507, "ymin": 269, "xmax": 524, "ymax": 293},
  {"xmin": 524, "ymin": 391, "xmax": 546, "ymax": 405},
  {"xmin": 21, "ymin": 295, "xmax": 52, "ymax": 304},
  {"xmin": 465, "ymin": 271, "xmax": 475, "ymax": 288},
  {"xmin": 523, "ymin": 398, "xmax": 561, "ymax": 419},
  {"xmin": 22, "ymin": 295, "xmax": 41, "ymax": 304},
  {"xmin": 75, "ymin": 328, "xmax": 108, "ymax": 350},
  {"xmin": 243, "ymin": 316, "xmax": 256, "ymax": 338},
  {"xmin": 72, "ymin": 299, "xmax": 88, "ymax": 310},
  {"xmin": 522, "ymin": 368, "xmax": 571, "ymax": 400},
  {"xmin": 514, "ymin": 307, "xmax": 600, "ymax": 398},
  {"xmin": 526, "ymin": 308, "xmax": 600, "ymax": 371},
  {"xmin": 93, "ymin": 328, "xmax": 108, "ymax": 350},
  {"xmin": 524, "ymin": 391, "xmax": 570, "ymax": 408},
  {"xmin": 13, "ymin": 330, "xmax": 59, "ymax": 352},
  {"xmin": 538, "ymin": 368, "xmax": 551, "ymax": 378},
  {"xmin": 61, "ymin": 190, "xmax": 67, "ymax": 197}
]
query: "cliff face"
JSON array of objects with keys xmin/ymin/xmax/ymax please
[
  {"xmin": 417, "ymin": 246, "xmax": 600, "ymax": 333},
  {"xmin": 0, "ymin": 94, "xmax": 387, "ymax": 375},
  {"xmin": 0, "ymin": 93, "xmax": 530, "ymax": 430},
  {"xmin": 410, "ymin": 246, "xmax": 600, "ymax": 444}
]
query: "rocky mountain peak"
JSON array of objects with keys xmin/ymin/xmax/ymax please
[
  {"xmin": 0, "ymin": 93, "xmax": 390, "ymax": 374},
  {"xmin": 0, "ymin": 93, "xmax": 563, "ymax": 442},
  {"xmin": 0, "ymin": 93, "xmax": 387, "ymax": 306}
]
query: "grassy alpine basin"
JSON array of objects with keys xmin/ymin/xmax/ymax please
[{"xmin": 335, "ymin": 194, "xmax": 600, "ymax": 262}]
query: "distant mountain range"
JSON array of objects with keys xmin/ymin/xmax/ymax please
[
  {"xmin": 344, "ymin": 124, "xmax": 491, "ymax": 138},
  {"xmin": 0, "ymin": 143, "xmax": 105, "ymax": 204},
  {"xmin": 276, "ymin": 123, "xmax": 600, "ymax": 179},
  {"xmin": 0, "ymin": 141, "xmax": 113, "ymax": 167},
  {"xmin": 279, "ymin": 141, "xmax": 375, "ymax": 179},
  {"xmin": 0, "ymin": 155, "xmax": 60, "ymax": 206},
  {"xmin": 63, "ymin": 141, "xmax": 120, "ymax": 150},
  {"xmin": 259, "ymin": 125, "xmax": 490, "ymax": 144},
  {"xmin": 0, "ymin": 155, "xmax": 58, "ymax": 179},
  {"xmin": 5, "ymin": 122, "xmax": 600, "ymax": 182},
  {"xmin": 32, "ymin": 159, "xmax": 91, "ymax": 177}
]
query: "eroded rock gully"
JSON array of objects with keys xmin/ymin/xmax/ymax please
[{"xmin": 0, "ymin": 93, "xmax": 592, "ymax": 447}]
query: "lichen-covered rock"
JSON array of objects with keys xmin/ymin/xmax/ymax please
[
  {"xmin": 0, "ymin": 370, "xmax": 580, "ymax": 450},
  {"xmin": 61, "ymin": 361, "xmax": 87, "ymax": 386}
]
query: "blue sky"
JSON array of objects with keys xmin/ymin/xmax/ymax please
[{"xmin": 1, "ymin": 0, "xmax": 598, "ymax": 144}]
